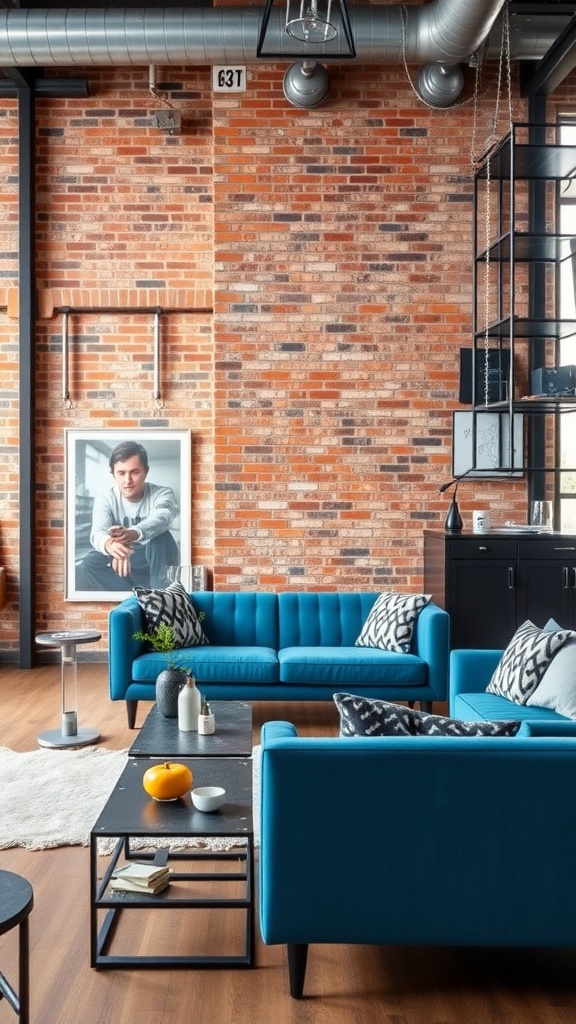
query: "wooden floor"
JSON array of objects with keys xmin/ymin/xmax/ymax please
[{"xmin": 1, "ymin": 664, "xmax": 576, "ymax": 1024}]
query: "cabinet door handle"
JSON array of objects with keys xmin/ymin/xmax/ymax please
[
  {"xmin": 573, "ymin": 567, "xmax": 576, "ymax": 590},
  {"xmin": 508, "ymin": 566, "xmax": 514, "ymax": 590},
  {"xmin": 563, "ymin": 567, "xmax": 569, "ymax": 590},
  {"xmin": 555, "ymin": 546, "xmax": 576, "ymax": 551}
]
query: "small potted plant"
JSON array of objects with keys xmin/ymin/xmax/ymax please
[{"xmin": 132, "ymin": 622, "xmax": 190, "ymax": 718}]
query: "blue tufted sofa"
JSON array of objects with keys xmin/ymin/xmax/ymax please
[
  {"xmin": 108, "ymin": 591, "xmax": 450, "ymax": 727},
  {"xmin": 259, "ymin": 718, "xmax": 576, "ymax": 998}
]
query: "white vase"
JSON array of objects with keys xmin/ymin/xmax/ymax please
[{"xmin": 177, "ymin": 676, "xmax": 201, "ymax": 731}]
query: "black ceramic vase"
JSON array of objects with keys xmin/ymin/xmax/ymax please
[{"xmin": 155, "ymin": 668, "xmax": 188, "ymax": 718}]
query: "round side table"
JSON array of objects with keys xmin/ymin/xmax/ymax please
[
  {"xmin": 0, "ymin": 870, "xmax": 33, "ymax": 1024},
  {"xmin": 36, "ymin": 629, "xmax": 102, "ymax": 749}
]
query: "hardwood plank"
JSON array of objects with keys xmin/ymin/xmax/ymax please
[{"xmin": 0, "ymin": 665, "xmax": 575, "ymax": 1022}]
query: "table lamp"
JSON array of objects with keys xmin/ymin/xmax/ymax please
[{"xmin": 439, "ymin": 469, "xmax": 473, "ymax": 531}]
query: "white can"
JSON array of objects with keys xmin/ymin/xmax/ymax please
[{"xmin": 472, "ymin": 510, "xmax": 491, "ymax": 533}]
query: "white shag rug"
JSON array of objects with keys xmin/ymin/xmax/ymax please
[{"xmin": 0, "ymin": 744, "xmax": 260, "ymax": 853}]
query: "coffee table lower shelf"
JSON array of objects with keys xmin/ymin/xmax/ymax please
[{"xmin": 90, "ymin": 838, "xmax": 254, "ymax": 969}]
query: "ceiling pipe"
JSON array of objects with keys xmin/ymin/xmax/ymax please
[
  {"xmin": 0, "ymin": 3, "xmax": 566, "ymax": 67},
  {"xmin": 0, "ymin": 3, "xmax": 569, "ymax": 108}
]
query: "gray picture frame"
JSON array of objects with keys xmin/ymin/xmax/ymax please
[
  {"xmin": 452, "ymin": 411, "xmax": 524, "ymax": 478},
  {"xmin": 65, "ymin": 429, "xmax": 191, "ymax": 601}
]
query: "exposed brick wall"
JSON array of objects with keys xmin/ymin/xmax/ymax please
[{"xmin": 0, "ymin": 58, "xmax": 534, "ymax": 655}]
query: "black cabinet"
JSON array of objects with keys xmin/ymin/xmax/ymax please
[{"xmin": 424, "ymin": 530, "xmax": 576, "ymax": 649}]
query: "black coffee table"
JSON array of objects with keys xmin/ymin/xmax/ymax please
[
  {"xmin": 90, "ymin": 755, "xmax": 254, "ymax": 969},
  {"xmin": 0, "ymin": 871, "xmax": 33, "ymax": 1024},
  {"xmin": 128, "ymin": 701, "xmax": 253, "ymax": 758}
]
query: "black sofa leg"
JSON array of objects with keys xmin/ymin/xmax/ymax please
[
  {"xmin": 127, "ymin": 700, "xmax": 138, "ymax": 729},
  {"xmin": 287, "ymin": 944, "xmax": 308, "ymax": 999},
  {"xmin": 420, "ymin": 700, "xmax": 432, "ymax": 713}
]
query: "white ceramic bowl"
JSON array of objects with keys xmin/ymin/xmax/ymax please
[{"xmin": 191, "ymin": 786, "xmax": 226, "ymax": 812}]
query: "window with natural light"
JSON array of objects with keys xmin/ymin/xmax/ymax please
[{"xmin": 558, "ymin": 120, "xmax": 576, "ymax": 530}]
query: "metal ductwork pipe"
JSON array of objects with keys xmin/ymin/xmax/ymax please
[{"xmin": 0, "ymin": 2, "xmax": 570, "ymax": 109}]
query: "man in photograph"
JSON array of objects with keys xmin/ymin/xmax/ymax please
[{"xmin": 76, "ymin": 440, "xmax": 179, "ymax": 592}]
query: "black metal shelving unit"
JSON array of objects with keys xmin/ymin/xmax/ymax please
[{"xmin": 472, "ymin": 122, "xmax": 576, "ymax": 475}]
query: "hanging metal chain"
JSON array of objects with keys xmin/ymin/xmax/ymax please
[{"xmin": 398, "ymin": 3, "xmax": 481, "ymax": 111}]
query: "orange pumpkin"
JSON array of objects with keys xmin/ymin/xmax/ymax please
[{"xmin": 142, "ymin": 761, "xmax": 193, "ymax": 801}]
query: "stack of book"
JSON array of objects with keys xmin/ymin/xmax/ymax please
[{"xmin": 110, "ymin": 861, "xmax": 171, "ymax": 895}]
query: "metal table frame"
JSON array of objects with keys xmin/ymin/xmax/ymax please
[
  {"xmin": 89, "ymin": 757, "xmax": 254, "ymax": 969},
  {"xmin": 0, "ymin": 871, "xmax": 33, "ymax": 1024}
]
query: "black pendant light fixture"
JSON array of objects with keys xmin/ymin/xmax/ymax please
[{"xmin": 256, "ymin": 0, "xmax": 355, "ymax": 60}]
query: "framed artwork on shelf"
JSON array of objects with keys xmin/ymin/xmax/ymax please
[
  {"xmin": 65, "ymin": 429, "xmax": 191, "ymax": 602},
  {"xmin": 452, "ymin": 411, "xmax": 524, "ymax": 478}
]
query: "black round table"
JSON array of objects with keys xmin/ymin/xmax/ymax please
[
  {"xmin": 0, "ymin": 870, "xmax": 33, "ymax": 1024},
  {"xmin": 36, "ymin": 629, "xmax": 102, "ymax": 748}
]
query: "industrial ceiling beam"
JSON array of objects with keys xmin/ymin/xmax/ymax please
[
  {"xmin": 521, "ymin": 12, "xmax": 576, "ymax": 97},
  {"xmin": 0, "ymin": 68, "xmax": 89, "ymax": 96}
]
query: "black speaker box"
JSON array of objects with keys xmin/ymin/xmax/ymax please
[{"xmin": 459, "ymin": 348, "xmax": 510, "ymax": 405}]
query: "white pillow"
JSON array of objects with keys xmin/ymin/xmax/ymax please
[
  {"xmin": 527, "ymin": 619, "xmax": 576, "ymax": 718},
  {"xmin": 486, "ymin": 619, "xmax": 575, "ymax": 705},
  {"xmin": 355, "ymin": 592, "xmax": 430, "ymax": 654}
]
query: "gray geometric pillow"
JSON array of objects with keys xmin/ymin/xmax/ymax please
[
  {"xmin": 486, "ymin": 619, "xmax": 575, "ymax": 705},
  {"xmin": 333, "ymin": 693, "xmax": 521, "ymax": 737},
  {"xmin": 133, "ymin": 581, "xmax": 208, "ymax": 648},
  {"xmin": 355, "ymin": 592, "xmax": 430, "ymax": 653}
]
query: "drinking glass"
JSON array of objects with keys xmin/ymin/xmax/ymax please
[{"xmin": 529, "ymin": 500, "xmax": 553, "ymax": 532}]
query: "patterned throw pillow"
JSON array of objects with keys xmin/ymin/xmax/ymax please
[
  {"xmin": 355, "ymin": 592, "xmax": 430, "ymax": 653},
  {"xmin": 134, "ymin": 581, "xmax": 208, "ymax": 648},
  {"xmin": 486, "ymin": 619, "xmax": 575, "ymax": 705},
  {"xmin": 333, "ymin": 693, "xmax": 521, "ymax": 737}
]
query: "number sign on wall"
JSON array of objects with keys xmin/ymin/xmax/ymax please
[{"xmin": 212, "ymin": 67, "xmax": 247, "ymax": 93}]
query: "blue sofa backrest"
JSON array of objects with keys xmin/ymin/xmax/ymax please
[
  {"xmin": 188, "ymin": 591, "xmax": 279, "ymax": 647},
  {"xmin": 278, "ymin": 592, "xmax": 380, "ymax": 648},
  {"xmin": 259, "ymin": 721, "xmax": 576, "ymax": 953}
]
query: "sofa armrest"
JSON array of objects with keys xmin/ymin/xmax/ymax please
[
  {"xmin": 262, "ymin": 721, "xmax": 298, "ymax": 746},
  {"xmin": 450, "ymin": 648, "xmax": 503, "ymax": 703},
  {"xmin": 413, "ymin": 602, "xmax": 450, "ymax": 701},
  {"xmin": 519, "ymin": 720, "xmax": 576, "ymax": 737},
  {"xmin": 108, "ymin": 596, "xmax": 146, "ymax": 701}
]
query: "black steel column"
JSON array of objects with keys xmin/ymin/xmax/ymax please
[
  {"xmin": 18, "ymin": 80, "xmax": 37, "ymax": 668},
  {"xmin": 528, "ymin": 98, "xmax": 548, "ymax": 504}
]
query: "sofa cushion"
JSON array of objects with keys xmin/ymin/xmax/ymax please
[
  {"xmin": 355, "ymin": 592, "xmax": 430, "ymax": 653},
  {"xmin": 486, "ymin": 619, "xmax": 574, "ymax": 705},
  {"xmin": 134, "ymin": 581, "xmax": 208, "ymax": 648},
  {"xmin": 278, "ymin": 646, "xmax": 427, "ymax": 687},
  {"xmin": 133, "ymin": 645, "xmax": 279, "ymax": 684},
  {"xmin": 452, "ymin": 690, "xmax": 565, "ymax": 723},
  {"xmin": 334, "ymin": 693, "xmax": 521, "ymax": 737}
]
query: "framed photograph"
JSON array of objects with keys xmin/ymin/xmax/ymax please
[
  {"xmin": 452, "ymin": 411, "xmax": 524, "ymax": 478},
  {"xmin": 65, "ymin": 429, "xmax": 191, "ymax": 601}
]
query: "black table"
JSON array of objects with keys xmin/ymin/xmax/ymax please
[
  {"xmin": 128, "ymin": 700, "xmax": 253, "ymax": 758},
  {"xmin": 0, "ymin": 870, "xmax": 33, "ymax": 1024},
  {"xmin": 90, "ymin": 756, "xmax": 254, "ymax": 969}
]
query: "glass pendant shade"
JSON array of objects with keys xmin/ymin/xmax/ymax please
[
  {"xmin": 256, "ymin": 0, "xmax": 355, "ymax": 59},
  {"xmin": 286, "ymin": 0, "xmax": 337, "ymax": 43}
]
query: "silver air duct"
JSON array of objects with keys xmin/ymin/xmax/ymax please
[{"xmin": 0, "ymin": 2, "xmax": 569, "ymax": 109}]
